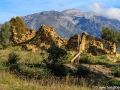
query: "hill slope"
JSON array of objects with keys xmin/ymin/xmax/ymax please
[{"xmin": 21, "ymin": 9, "xmax": 120, "ymax": 38}]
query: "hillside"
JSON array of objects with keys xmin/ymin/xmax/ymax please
[
  {"xmin": 21, "ymin": 9, "xmax": 120, "ymax": 38},
  {"xmin": 0, "ymin": 47, "xmax": 119, "ymax": 89}
]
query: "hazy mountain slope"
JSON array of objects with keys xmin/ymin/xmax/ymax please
[
  {"xmin": 21, "ymin": 10, "xmax": 83, "ymax": 38},
  {"xmin": 21, "ymin": 9, "xmax": 120, "ymax": 38}
]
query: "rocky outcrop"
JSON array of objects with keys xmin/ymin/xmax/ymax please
[
  {"xmin": 66, "ymin": 32, "xmax": 116, "ymax": 56},
  {"xmin": 11, "ymin": 24, "xmax": 68, "ymax": 52},
  {"xmin": 66, "ymin": 34, "xmax": 80, "ymax": 52},
  {"xmin": 29, "ymin": 24, "xmax": 68, "ymax": 48},
  {"xmin": 11, "ymin": 26, "xmax": 36, "ymax": 44},
  {"xmin": 11, "ymin": 24, "xmax": 116, "ymax": 54},
  {"xmin": 81, "ymin": 32, "xmax": 116, "ymax": 55}
]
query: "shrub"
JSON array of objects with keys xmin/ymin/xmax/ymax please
[
  {"xmin": 79, "ymin": 52, "xmax": 91, "ymax": 64},
  {"xmin": 43, "ymin": 43, "xmax": 68, "ymax": 77},
  {"xmin": 8, "ymin": 52, "xmax": 20, "ymax": 64},
  {"xmin": 114, "ymin": 65, "xmax": 120, "ymax": 77}
]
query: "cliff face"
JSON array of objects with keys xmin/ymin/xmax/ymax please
[{"xmin": 66, "ymin": 32, "xmax": 116, "ymax": 55}]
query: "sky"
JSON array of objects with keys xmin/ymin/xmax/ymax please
[{"xmin": 0, "ymin": 0, "xmax": 120, "ymax": 23}]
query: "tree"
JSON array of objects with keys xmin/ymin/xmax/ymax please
[
  {"xmin": 43, "ymin": 43, "xmax": 68, "ymax": 76},
  {"xmin": 9, "ymin": 16, "xmax": 28, "ymax": 38},
  {"xmin": 101, "ymin": 27, "xmax": 120, "ymax": 47},
  {"xmin": 0, "ymin": 22, "xmax": 11, "ymax": 48}
]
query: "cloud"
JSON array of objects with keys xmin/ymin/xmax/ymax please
[
  {"xmin": 88, "ymin": 2, "xmax": 120, "ymax": 21},
  {"xmin": 58, "ymin": 3, "xmax": 64, "ymax": 7}
]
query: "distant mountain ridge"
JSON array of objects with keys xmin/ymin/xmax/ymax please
[{"xmin": 21, "ymin": 9, "xmax": 120, "ymax": 38}]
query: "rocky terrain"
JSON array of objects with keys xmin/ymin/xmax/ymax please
[{"xmin": 21, "ymin": 9, "xmax": 120, "ymax": 38}]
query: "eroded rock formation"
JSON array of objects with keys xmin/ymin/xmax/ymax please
[
  {"xmin": 66, "ymin": 32, "xmax": 116, "ymax": 55},
  {"xmin": 66, "ymin": 34, "xmax": 80, "ymax": 53},
  {"xmin": 11, "ymin": 26, "xmax": 36, "ymax": 44},
  {"xmin": 29, "ymin": 24, "xmax": 68, "ymax": 48},
  {"xmin": 11, "ymin": 24, "xmax": 116, "ymax": 54}
]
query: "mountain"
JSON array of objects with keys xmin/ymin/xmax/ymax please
[{"xmin": 21, "ymin": 9, "xmax": 120, "ymax": 38}]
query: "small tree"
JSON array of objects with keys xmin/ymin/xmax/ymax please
[
  {"xmin": 0, "ymin": 22, "xmax": 11, "ymax": 48},
  {"xmin": 101, "ymin": 27, "xmax": 120, "ymax": 47},
  {"xmin": 9, "ymin": 16, "xmax": 29, "ymax": 38},
  {"xmin": 43, "ymin": 43, "xmax": 68, "ymax": 76}
]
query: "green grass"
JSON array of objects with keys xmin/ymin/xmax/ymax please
[{"xmin": 79, "ymin": 52, "xmax": 115, "ymax": 65}]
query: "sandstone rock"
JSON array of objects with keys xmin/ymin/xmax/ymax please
[
  {"xmin": 29, "ymin": 24, "xmax": 68, "ymax": 48},
  {"xmin": 66, "ymin": 34, "xmax": 80, "ymax": 53},
  {"xmin": 11, "ymin": 26, "xmax": 36, "ymax": 44},
  {"xmin": 66, "ymin": 31, "xmax": 116, "ymax": 56}
]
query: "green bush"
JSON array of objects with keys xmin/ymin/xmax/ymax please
[
  {"xmin": 44, "ymin": 43, "xmax": 68, "ymax": 77},
  {"xmin": 114, "ymin": 65, "xmax": 120, "ymax": 77},
  {"xmin": 8, "ymin": 52, "xmax": 20, "ymax": 64},
  {"xmin": 79, "ymin": 52, "xmax": 91, "ymax": 64}
]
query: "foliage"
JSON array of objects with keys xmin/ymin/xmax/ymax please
[
  {"xmin": 0, "ymin": 60, "xmax": 7, "ymax": 71},
  {"xmin": 76, "ymin": 65, "xmax": 90, "ymax": 77},
  {"xmin": 7, "ymin": 46, "xmax": 22, "ymax": 51},
  {"xmin": 44, "ymin": 43, "xmax": 67, "ymax": 65},
  {"xmin": 8, "ymin": 52, "xmax": 20, "ymax": 64},
  {"xmin": 79, "ymin": 52, "xmax": 91, "ymax": 64},
  {"xmin": 43, "ymin": 43, "xmax": 68, "ymax": 76},
  {"xmin": 0, "ymin": 22, "xmax": 11, "ymax": 48},
  {"xmin": 114, "ymin": 65, "xmax": 120, "ymax": 77},
  {"xmin": 9, "ymin": 16, "xmax": 29, "ymax": 38},
  {"xmin": 101, "ymin": 27, "xmax": 120, "ymax": 47}
]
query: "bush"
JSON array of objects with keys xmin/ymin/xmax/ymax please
[
  {"xmin": 76, "ymin": 65, "xmax": 90, "ymax": 77},
  {"xmin": 43, "ymin": 43, "xmax": 68, "ymax": 77},
  {"xmin": 8, "ymin": 52, "xmax": 20, "ymax": 64},
  {"xmin": 79, "ymin": 52, "xmax": 91, "ymax": 64},
  {"xmin": 114, "ymin": 65, "xmax": 120, "ymax": 77}
]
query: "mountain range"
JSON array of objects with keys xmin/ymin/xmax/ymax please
[{"xmin": 20, "ymin": 9, "xmax": 120, "ymax": 38}]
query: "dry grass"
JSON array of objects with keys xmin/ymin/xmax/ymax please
[
  {"xmin": 0, "ymin": 71, "xmax": 92, "ymax": 90},
  {"xmin": 0, "ymin": 47, "xmax": 92, "ymax": 90}
]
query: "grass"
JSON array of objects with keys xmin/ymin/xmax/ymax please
[
  {"xmin": 0, "ymin": 71, "xmax": 93, "ymax": 90},
  {"xmin": 79, "ymin": 52, "xmax": 116, "ymax": 65},
  {"xmin": 0, "ymin": 46, "xmax": 120, "ymax": 89}
]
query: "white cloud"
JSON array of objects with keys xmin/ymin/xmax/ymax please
[{"xmin": 88, "ymin": 2, "xmax": 120, "ymax": 21}]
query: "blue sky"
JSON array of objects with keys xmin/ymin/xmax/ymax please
[{"xmin": 0, "ymin": 0, "xmax": 120, "ymax": 23}]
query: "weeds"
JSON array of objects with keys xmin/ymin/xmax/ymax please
[{"xmin": 8, "ymin": 52, "xmax": 20, "ymax": 64}]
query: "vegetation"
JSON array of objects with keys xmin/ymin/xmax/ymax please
[
  {"xmin": 0, "ymin": 18, "xmax": 120, "ymax": 89},
  {"xmin": 43, "ymin": 43, "xmax": 68, "ymax": 76},
  {"xmin": 9, "ymin": 16, "xmax": 29, "ymax": 38},
  {"xmin": 0, "ymin": 22, "xmax": 11, "ymax": 48},
  {"xmin": 0, "ymin": 45, "xmax": 119, "ymax": 89},
  {"xmin": 8, "ymin": 52, "xmax": 20, "ymax": 64},
  {"xmin": 101, "ymin": 27, "xmax": 120, "ymax": 47},
  {"xmin": 114, "ymin": 65, "xmax": 120, "ymax": 77}
]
